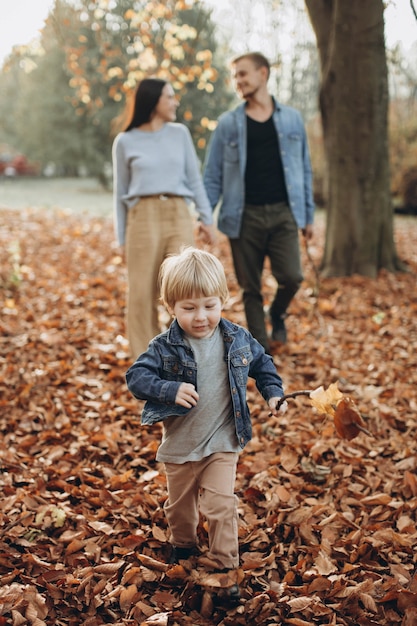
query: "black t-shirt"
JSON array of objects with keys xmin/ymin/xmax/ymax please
[{"xmin": 244, "ymin": 114, "xmax": 288, "ymax": 205}]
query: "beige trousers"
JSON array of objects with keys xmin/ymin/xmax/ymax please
[
  {"xmin": 164, "ymin": 452, "xmax": 240, "ymax": 569},
  {"xmin": 125, "ymin": 196, "xmax": 194, "ymax": 358}
]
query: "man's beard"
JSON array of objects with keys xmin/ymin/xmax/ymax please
[{"xmin": 239, "ymin": 85, "xmax": 259, "ymax": 100}]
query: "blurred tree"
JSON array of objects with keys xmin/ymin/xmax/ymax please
[
  {"xmin": 387, "ymin": 43, "xmax": 417, "ymax": 211},
  {"xmin": 305, "ymin": 0, "xmax": 405, "ymax": 276},
  {"xmin": 55, "ymin": 0, "xmax": 233, "ymax": 167},
  {"xmin": 0, "ymin": 0, "xmax": 233, "ymax": 183},
  {"xmin": 5, "ymin": 20, "xmax": 86, "ymax": 175},
  {"xmin": 0, "ymin": 56, "xmax": 21, "ymax": 148},
  {"xmin": 205, "ymin": 0, "xmax": 320, "ymax": 121},
  {"xmin": 0, "ymin": 2, "xmax": 118, "ymax": 180}
]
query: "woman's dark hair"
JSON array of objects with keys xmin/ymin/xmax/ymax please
[{"xmin": 125, "ymin": 78, "xmax": 167, "ymax": 131}]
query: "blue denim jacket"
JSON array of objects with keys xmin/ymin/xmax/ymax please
[
  {"xmin": 203, "ymin": 99, "xmax": 315, "ymax": 238},
  {"xmin": 125, "ymin": 318, "xmax": 284, "ymax": 449}
]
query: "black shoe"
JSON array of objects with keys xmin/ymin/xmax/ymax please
[
  {"xmin": 271, "ymin": 316, "xmax": 287, "ymax": 344},
  {"xmin": 169, "ymin": 545, "xmax": 196, "ymax": 564},
  {"xmin": 213, "ymin": 583, "xmax": 241, "ymax": 606},
  {"xmin": 209, "ymin": 568, "xmax": 241, "ymax": 605}
]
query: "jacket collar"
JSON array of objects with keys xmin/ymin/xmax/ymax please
[
  {"xmin": 166, "ymin": 317, "xmax": 240, "ymax": 346},
  {"xmin": 235, "ymin": 96, "xmax": 281, "ymax": 118}
]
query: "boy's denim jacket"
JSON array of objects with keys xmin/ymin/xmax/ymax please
[
  {"xmin": 126, "ymin": 318, "xmax": 284, "ymax": 449},
  {"xmin": 203, "ymin": 99, "xmax": 315, "ymax": 239}
]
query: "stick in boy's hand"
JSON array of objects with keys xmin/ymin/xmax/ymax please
[{"xmin": 268, "ymin": 397, "xmax": 288, "ymax": 416}]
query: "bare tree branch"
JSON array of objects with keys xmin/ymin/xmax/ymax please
[{"xmin": 410, "ymin": 0, "xmax": 417, "ymax": 22}]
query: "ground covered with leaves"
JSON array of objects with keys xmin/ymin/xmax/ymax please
[{"xmin": 1, "ymin": 206, "xmax": 417, "ymax": 626}]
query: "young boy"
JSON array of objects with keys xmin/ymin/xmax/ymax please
[{"xmin": 126, "ymin": 247, "xmax": 287, "ymax": 602}]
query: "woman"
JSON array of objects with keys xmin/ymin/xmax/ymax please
[{"xmin": 112, "ymin": 78, "xmax": 216, "ymax": 357}]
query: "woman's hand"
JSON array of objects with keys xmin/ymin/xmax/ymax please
[
  {"xmin": 197, "ymin": 223, "xmax": 217, "ymax": 246},
  {"xmin": 175, "ymin": 382, "xmax": 199, "ymax": 408}
]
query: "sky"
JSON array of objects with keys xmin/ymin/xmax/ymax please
[{"xmin": 0, "ymin": 0, "xmax": 416, "ymax": 66}]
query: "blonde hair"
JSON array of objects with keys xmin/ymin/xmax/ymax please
[
  {"xmin": 231, "ymin": 52, "xmax": 271, "ymax": 79},
  {"xmin": 160, "ymin": 247, "xmax": 229, "ymax": 310}
]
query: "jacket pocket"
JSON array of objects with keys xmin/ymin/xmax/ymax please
[
  {"xmin": 162, "ymin": 356, "xmax": 186, "ymax": 380},
  {"xmin": 287, "ymin": 132, "xmax": 302, "ymax": 158},
  {"xmin": 230, "ymin": 349, "xmax": 253, "ymax": 386},
  {"xmin": 224, "ymin": 141, "xmax": 239, "ymax": 163}
]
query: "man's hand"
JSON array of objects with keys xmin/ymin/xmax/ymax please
[
  {"xmin": 175, "ymin": 383, "xmax": 199, "ymax": 408},
  {"xmin": 268, "ymin": 397, "xmax": 288, "ymax": 416},
  {"xmin": 302, "ymin": 224, "xmax": 313, "ymax": 242}
]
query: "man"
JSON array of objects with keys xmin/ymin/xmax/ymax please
[{"xmin": 203, "ymin": 52, "xmax": 314, "ymax": 353}]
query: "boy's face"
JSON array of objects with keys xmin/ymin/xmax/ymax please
[{"xmin": 171, "ymin": 295, "xmax": 222, "ymax": 339}]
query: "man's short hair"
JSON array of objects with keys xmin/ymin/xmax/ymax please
[{"xmin": 231, "ymin": 52, "xmax": 270, "ymax": 79}]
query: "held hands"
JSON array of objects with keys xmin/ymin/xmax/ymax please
[
  {"xmin": 268, "ymin": 397, "xmax": 288, "ymax": 416},
  {"xmin": 197, "ymin": 223, "xmax": 217, "ymax": 246},
  {"xmin": 302, "ymin": 224, "xmax": 313, "ymax": 242},
  {"xmin": 175, "ymin": 382, "xmax": 199, "ymax": 408}
]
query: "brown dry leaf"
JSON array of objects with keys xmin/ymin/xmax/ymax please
[
  {"xmin": 403, "ymin": 607, "xmax": 417, "ymax": 625},
  {"xmin": 136, "ymin": 554, "xmax": 168, "ymax": 572},
  {"xmin": 121, "ymin": 566, "xmax": 143, "ymax": 586},
  {"xmin": 280, "ymin": 445, "xmax": 299, "ymax": 472},
  {"xmin": 287, "ymin": 596, "xmax": 315, "ymax": 611},
  {"xmin": 404, "ymin": 470, "xmax": 417, "ymax": 496},
  {"xmin": 151, "ymin": 590, "xmax": 179, "ymax": 608},
  {"xmin": 397, "ymin": 590, "xmax": 417, "ymax": 611},
  {"xmin": 65, "ymin": 539, "xmax": 85, "ymax": 555},
  {"xmin": 119, "ymin": 584, "xmax": 138, "ymax": 611},
  {"xmin": 165, "ymin": 564, "xmax": 188, "ymax": 580},
  {"xmin": 199, "ymin": 568, "xmax": 242, "ymax": 589},
  {"xmin": 359, "ymin": 592, "xmax": 378, "ymax": 612},
  {"xmin": 276, "ymin": 484, "xmax": 292, "ymax": 502},
  {"xmin": 199, "ymin": 591, "xmax": 214, "ymax": 619},
  {"xmin": 24, "ymin": 590, "xmax": 48, "ymax": 621},
  {"xmin": 141, "ymin": 568, "xmax": 161, "ymax": 582},
  {"xmin": 142, "ymin": 612, "xmax": 170, "ymax": 625},
  {"xmin": 361, "ymin": 493, "xmax": 393, "ymax": 506},
  {"xmin": 333, "ymin": 397, "xmax": 372, "ymax": 439},
  {"xmin": 313, "ymin": 550, "xmax": 338, "ymax": 576},
  {"xmin": 152, "ymin": 525, "xmax": 168, "ymax": 542},
  {"xmin": 135, "ymin": 601, "xmax": 156, "ymax": 618},
  {"xmin": 94, "ymin": 560, "xmax": 126, "ymax": 574}
]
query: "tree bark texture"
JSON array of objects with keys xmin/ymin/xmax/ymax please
[{"xmin": 305, "ymin": 0, "xmax": 402, "ymax": 277}]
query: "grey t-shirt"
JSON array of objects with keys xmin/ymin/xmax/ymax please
[{"xmin": 156, "ymin": 326, "xmax": 240, "ymax": 463}]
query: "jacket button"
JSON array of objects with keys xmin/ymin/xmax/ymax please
[
  {"xmin": 242, "ymin": 357, "xmax": 248, "ymax": 365},
  {"xmin": 232, "ymin": 387, "xmax": 237, "ymax": 394}
]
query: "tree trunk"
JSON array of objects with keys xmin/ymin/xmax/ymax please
[{"xmin": 305, "ymin": 0, "xmax": 403, "ymax": 277}]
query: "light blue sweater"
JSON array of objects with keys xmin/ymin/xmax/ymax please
[{"xmin": 112, "ymin": 123, "xmax": 213, "ymax": 246}]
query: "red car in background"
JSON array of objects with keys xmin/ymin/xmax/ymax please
[{"xmin": 0, "ymin": 146, "xmax": 40, "ymax": 176}]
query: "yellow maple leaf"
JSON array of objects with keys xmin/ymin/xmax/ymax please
[{"xmin": 309, "ymin": 382, "xmax": 343, "ymax": 416}]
